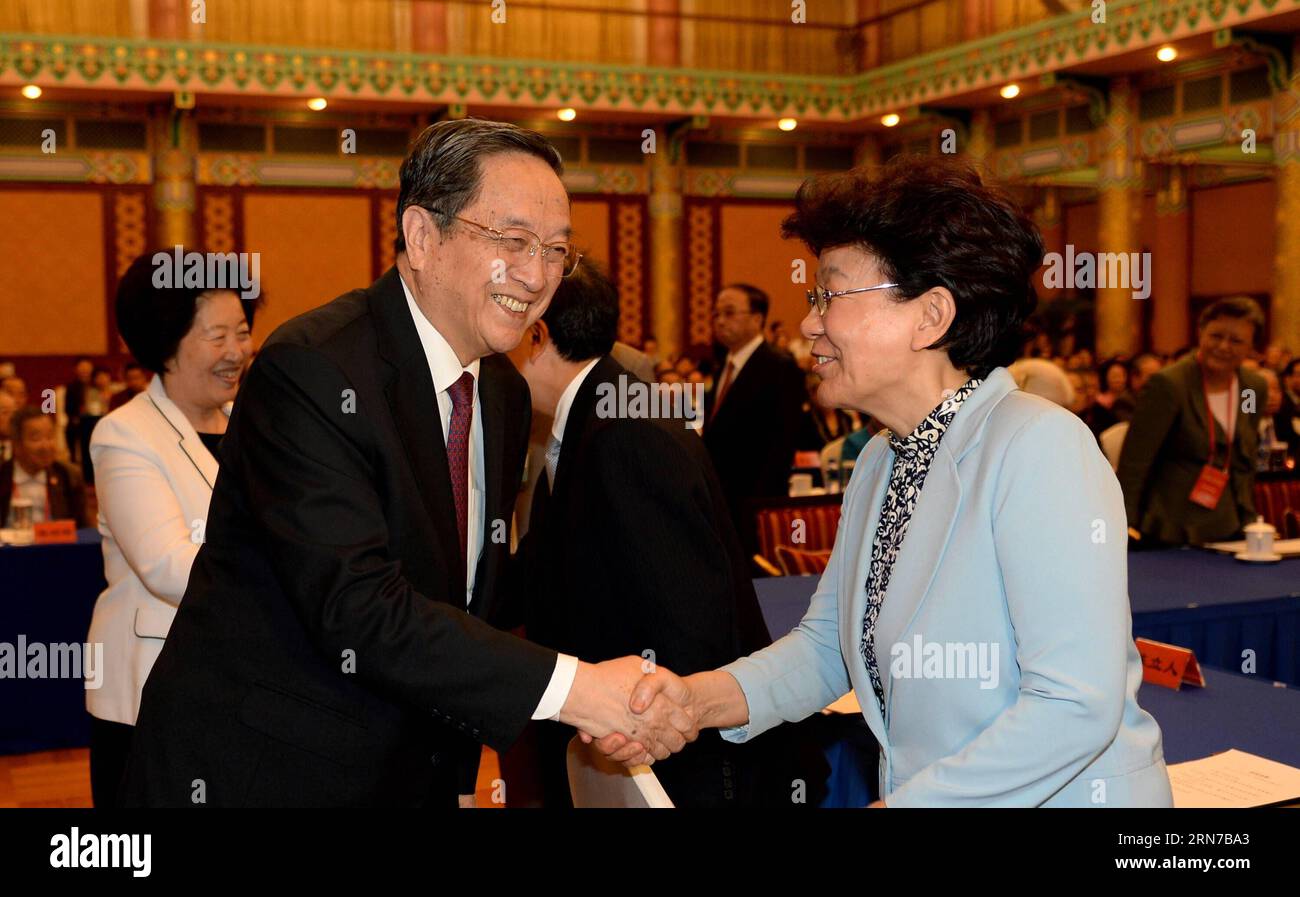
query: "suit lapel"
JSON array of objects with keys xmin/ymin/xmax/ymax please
[
  {"xmin": 471, "ymin": 355, "xmax": 510, "ymax": 618},
  {"xmin": 146, "ymin": 376, "xmax": 219, "ymax": 490},
  {"xmin": 552, "ymin": 356, "xmax": 621, "ymax": 500},
  {"xmin": 46, "ymin": 464, "xmax": 68, "ymax": 520},
  {"xmin": 711, "ymin": 343, "xmax": 767, "ymax": 425},
  {"xmin": 858, "ymin": 367, "xmax": 1015, "ymax": 718},
  {"xmin": 1183, "ymin": 358, "xmax": 1218, "ymax": 461},
  {"xmin": 478, "ymin": 357, "xmax": 507, "ymax": 553},
  {"xmin": 1183, "ymin": 357, "xmax": 1245, "ymax": 468},
  {"xmin": 371, "ymin": 268, "xmax": 462, "ymax": 593}
]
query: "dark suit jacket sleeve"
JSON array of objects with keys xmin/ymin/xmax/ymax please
[
  {"xmin": 455, "ymin": 734, "xmax": 482, "ymax": 796},
  {"xmin": 766, "ymin": 357, "xmax": 807, "ymax": 487},
  {"xmin": 586, "ymin": 423, "xmax": 737, "ymax": 673},
  {"xmin": 1116, "ymin": 373, "xmax": 1179, "ymax": 532},
  {"xmin": 496, "ymin": 531, "xmax": 533, "ymax": 633},
  {"xmin": 231, "ymin": 341, "xmax": 559, "ymax": 751}
]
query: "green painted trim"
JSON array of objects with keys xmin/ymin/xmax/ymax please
[{"xmin": 1, "ymin": 0, "xmax": 1294, "ymax": 123}]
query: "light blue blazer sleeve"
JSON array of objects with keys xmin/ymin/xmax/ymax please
[
  {"xmin": 886, "ymin": 411, "xmax": 1131, "ymax": 807},
  {"xmin": 717, "ymin": 482, "xmax": 858, "ymax": 743}
]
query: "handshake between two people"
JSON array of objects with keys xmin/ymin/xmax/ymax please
[{"xmin": 556, "ymin": 656, "xmax": 750, "ymax": 768}]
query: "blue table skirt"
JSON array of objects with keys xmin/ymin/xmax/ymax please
[{"xmin": 0, "ymin": 530, "xmax": 104, "ymax": 754}]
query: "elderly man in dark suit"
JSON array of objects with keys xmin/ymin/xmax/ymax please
[
  {"xmin": 703, "ymin": 283, "xmax": 806, "ymax": 559},
  {"xmin": 120, "ymin": 119, "xmax": 696, "ymax": 807},
  {"xmin": 503, "ymin": 262, "xmax": 782, "ymax": 806},
  {"xmin": 0, "ymin": 406, "xmax": 87, "ymax": 528}
]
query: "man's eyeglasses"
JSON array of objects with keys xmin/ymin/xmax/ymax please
[
  {"xmin": 806, "ymin": 281, "xmax": 899, "ymax": 316},
  {"xmin": 430, "ymin": 209, "xmax": 582, "ymax": 278}
]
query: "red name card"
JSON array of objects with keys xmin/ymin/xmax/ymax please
[
  {"xmin": 34, "ymin": 520, "xmax": 77, "ymax": 544},
  {"xmin": 793, "ymin": 451, "xmax": 821, "ymax": 469},
  {"xmin": 1136, "ymin": 637, "xmax": 1205, "ymax": 690}
]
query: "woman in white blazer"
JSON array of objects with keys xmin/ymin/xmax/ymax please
[
  {"xmin": 87, "ymin": 250, "xmax": 257, "ymax": 807},
  {"xmin": 611, "ymin": 157, "xmax": 1173, "ymax": 806}
]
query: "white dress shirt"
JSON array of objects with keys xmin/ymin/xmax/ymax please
[
  {"xmin": 9, "ymin": 462, "xmax": 49, "ymax": 525},
  {"xmin": 399, "ymin": 274, "xmax": 576, "ymax": 722},
  {"xmin": 551, "ymin": 358, "xmax": 602, "ymax": 451},
  {"xmin": 1205, "ymin": 375, "xmax": 1237, "ymax": 440}
]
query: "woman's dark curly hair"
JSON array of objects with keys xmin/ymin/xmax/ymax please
[{"xmin": 782, "ymin": 156, "xmax": 1044, "ymax": 379}]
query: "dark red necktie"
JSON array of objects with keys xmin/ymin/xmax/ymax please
[
  {"xmin": 710, "ymin": 359, "xmax": 737, "ymax": 422},
  {"xmin": 446, "ymin": 371, "xmax": 475, "ymax": 563}
]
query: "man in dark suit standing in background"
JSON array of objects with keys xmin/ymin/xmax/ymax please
[
  {"xmin": 504, "ymin": 263, "xmax": 781, "ymax": 806},
  {"xmin": 121, "ymin": 119, "xmax": 696, "ymax": 807},
  {"xmin": 704, "ymin": 283, "xmax": 806, "ymax": 559}
]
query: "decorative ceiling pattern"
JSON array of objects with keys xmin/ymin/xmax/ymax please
[{"xmin": 1, "ymin": 0, "xmax": 1292, "ymax": 123}]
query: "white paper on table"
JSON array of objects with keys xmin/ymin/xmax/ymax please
[
  {"xmin": 1201, "ymin": 538, "xmax": 1300, "ymax": 556},
  {"xmin": 1168, "ymin": 749, "xmax": 1300, "ymax": 808}
]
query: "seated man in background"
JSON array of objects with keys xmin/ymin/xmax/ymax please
[
  {"xmin": 503, "ymin": 262, "xmax": 786, "ymax": 807},
  {"xmin": 0, "ymin": 406, "xmax": 88, "ymax": 528},
  {"xmin": 0, "ymin": 391, "xmax": 15, "ymax": 462}
]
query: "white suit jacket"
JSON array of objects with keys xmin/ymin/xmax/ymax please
[
  {"xmin": 85, "ymin": 375, "xmax": 227, "ymax": 725},
  {"xmin": 720, "ymin": 367, "xmax": 1173, "ymax": 807}
]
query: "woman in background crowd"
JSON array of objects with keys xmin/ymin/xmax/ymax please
[{"xmin": 1117, "ymin": 297, "xmax": 1268, "ymax": 546}]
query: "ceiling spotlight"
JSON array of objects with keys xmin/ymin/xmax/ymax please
[
  {"xmin": 881, "ymin": 113, "xmax": 900, "ymax": 127},
  {"xmin": 557, "ymin": 107, "xmax": 576, "ymax": 122},
  {"xmin": 778, "ymin": 117, "xmax": 797, "ymax": 131},
  {"xmin": 1000, "ymin": 83, "xmax": 1021, "ymax": 99},
  {"xmin": 1157, "ymin": 45, "xmax": 1178, "ymax": 63},
  {"xmin": 21, "ymin": 84, "xmax": 42, "ymax": 100},
  {"xmin": 307, "ymin": 97, "xmax": 327, "ymax": 111}
]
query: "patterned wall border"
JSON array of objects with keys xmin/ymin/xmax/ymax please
[
  {"xmin": 0, "ymin": 150, "xmax": 150, "ymax": 184},
  {"xmin": 683, "ymin": 199, "xmax": 719, "ymax": 347},
  {"xmin": 2, "ymin": 0, "xmax": 1293, "ymax": 124},
  {"xmin": 196, "ymin": 153, "xmax": 400, "ymax": 189},
  {"xmin": 605, "ymin": 195, "xmax": 649, "ymax": 347}
]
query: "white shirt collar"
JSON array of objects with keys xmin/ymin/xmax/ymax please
[
  {"xmin": 725, "ymin": 334, "xmax": 765, "ymax": 375},
  {"xmin": 552, "ymin": 358, "xmax": 602, "ymax": 444},
  {"xmin": 400, "ymin": 272, "xmax": 481, "ymax": 393},
  {"xmin": 12, "ymin": 463, "xmax": 45, "ymax": 486}
]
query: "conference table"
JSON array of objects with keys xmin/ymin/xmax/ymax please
[{"xmin": 0, "ymin": 529, "xmax": 106, "ymax": 754}]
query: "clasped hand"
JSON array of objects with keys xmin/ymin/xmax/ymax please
[{"xmin": 559, "ymin": 657, "xmax": 698, "ymax": 768}]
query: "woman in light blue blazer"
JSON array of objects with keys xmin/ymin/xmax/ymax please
[{"xmin": 617, "ymin": 156, "xmax": 1173, "ymax": 807}]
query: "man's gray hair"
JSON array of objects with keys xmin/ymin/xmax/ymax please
[{"xmin": 394, "ymin": 118, "xmax": 564, "ymax": 255}]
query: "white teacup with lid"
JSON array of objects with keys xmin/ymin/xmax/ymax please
[{"xmin": 1238, "ymin": 516, "xmax": 1280, "ymax": 562}]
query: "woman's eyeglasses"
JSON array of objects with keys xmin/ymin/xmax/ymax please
[
  {"xmin": 806, "ymin": 281, "xmax": 899, "ymax": 316},
  {"xmin": 429, "ymin": 208, "xmax": 582, "ymax": 277}
]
